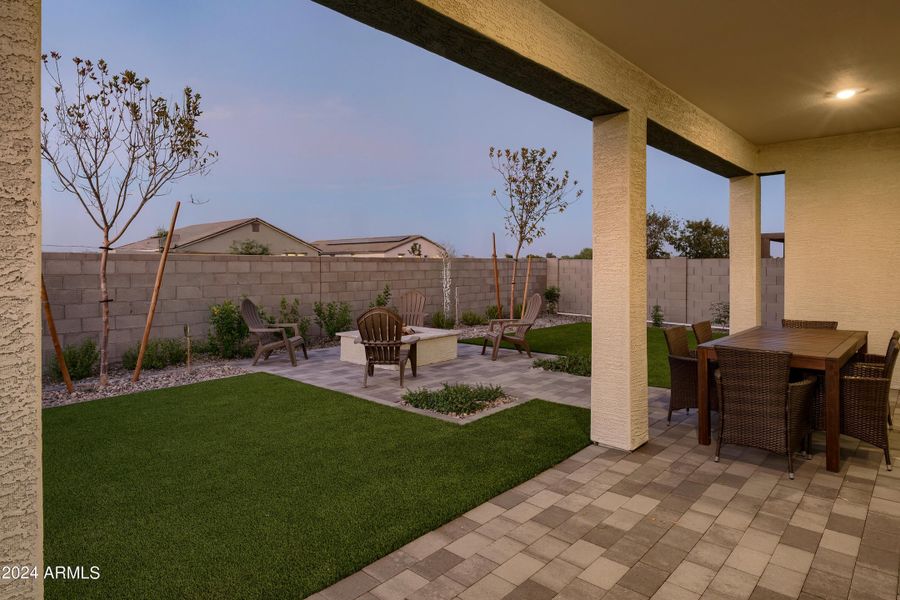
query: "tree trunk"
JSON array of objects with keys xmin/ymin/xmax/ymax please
[
  {"xmin": 509, "ymin": 246, "xmax": 522, "ymax": 319},
  {"xmin": 98, "ymin": 234, "xmax": 110, "ymax": 386}
]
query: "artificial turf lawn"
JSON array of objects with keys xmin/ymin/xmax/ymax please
[
  {"xmin": 463, "ymin": 323, "xmax": 723, "ymax": 388},
  {"xmin": 42, "ymin": 373, "xmax": 590, "ymax": 599}
]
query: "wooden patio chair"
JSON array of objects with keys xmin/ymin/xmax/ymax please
[
  {"xmin": 482, "ymin": 293, "xmax": 542, "ymax": 361},
  {"xmin": 357, "ymin": 307, "xmax": 419, "ymax": 387},
  {"xmin": 714, "ymin": 346, "xmax": 815, "ymax": 479},
  {"xmin": 398, "ymin": 290, "xmax": 426, "ymax": 327},
  {"xmin": 692, "ymin": 320, "xmax": 714, "ymax": 345},
  {"xmin": 241, "ymin": 298, "xmax": 308, "ymax": 367},
  {"xmin": 664, "ymin": 325, "xmax": 718, "ymax": 423}
]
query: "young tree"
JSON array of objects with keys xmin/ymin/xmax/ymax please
[
  {"xmin": 671, "ymin": 218, "xmax": 729, "ymax": 258},
  {"xmin": 646, "ymin": 206, "xmax": 679, "ymax": 258},
  {"xmin": 489, "ymin": 147, "xmax": 582, "ymax": 317},
  {"xmin": 41, "ymin": 53, "xmax": 216, "ymax": 384}
]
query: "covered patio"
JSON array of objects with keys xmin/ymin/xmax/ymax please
[{"xmin": 2, "ymin": 1, "xmax": 900, "ymax": 599}]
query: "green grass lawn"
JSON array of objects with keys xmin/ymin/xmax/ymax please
[
  {"xmin": 43, "ymin": 373, "xmax": 590, "ymax": 599},
  {"xmin": 463, "ymin": 324, "xmax": 723, "ymax": 388}
]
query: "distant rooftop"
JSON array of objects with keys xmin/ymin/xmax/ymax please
[{"xmin": 313, "ymin": 235, "xmax": 441, "ymax": 255}]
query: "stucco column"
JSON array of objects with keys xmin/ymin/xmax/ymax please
[
  {"xmin": 728, "ymin": 175, "xmax": 761, "ymax": 333},
  {"xmin": 591, "ymin": 111, "xmax": 648, "ymax": 450},
  {"xmin": 0, "ymin": 1, "xmax": 43, "ymax": 599}
]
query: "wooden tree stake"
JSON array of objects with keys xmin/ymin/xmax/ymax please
[
  {"xmin": 521, "ymin": 256, "xmax": 532, "ymax": 317},
  {"xmin": 491, "ymin": 233, "xmax": 502, "ymax": 317},
  {"xmin": 41, "ymin": 276, "xmax": 73, "ymax": 393},
  {"xmin": 132, "ymin": 201, "xmax": 180, "ymax": 382}
]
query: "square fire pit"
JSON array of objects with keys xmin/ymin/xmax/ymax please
[{"xmin": 337, "ymin": 326, "xmax": 461, "ymax": 369}]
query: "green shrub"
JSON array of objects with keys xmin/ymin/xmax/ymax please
[
  {"xmin": 207, "ymin": 300, "xmax": 251, "ymax": 358},
  {"xmin": 121, "ymin": 338, "xmax": 186, "ymax": 371},
  {"xmin": 229, "ymin": 239, "xmax": 270, "ymax": 255},
  {"xmin": 544, "ymin": 286, "xmax": 561, "ymax": 314},
  {"xmin": 48, "ymin": 338, "xmax": 99, "ymax": 381},
  {"xmin": 533, "ymin": 351, "xmax": 591, "ymax": 377},
  {"xmin": 460, "ymin": 310, "xmax": 486, "ymax": 326},
  {"xmin": 314, "ymin": 301, "xmax": 352, "ymax": 339},
  {"xmin": 430, "ymin": 310, "xmax": 455, "ymax": 329},
  {"xmin": 485, "ymin": 305, "xmax": 501, "ymax": 320},
  {"xmin": 277, "ymin": 297, "xmax": 311, "ymax": 339},
  {"xmin": 369, "ymin": 284, "xmax": 392, "ymax": 308},
  {"xmin": 403, "ymin": 383, "xmax": 506, "ymax": 415},
  {"xmin": 651, "ymin": 304, "xmax": 665, "ymax": 328},
  {"xmin": 513, "ymin": 304, "xmax": 523, "ymax": 319}
]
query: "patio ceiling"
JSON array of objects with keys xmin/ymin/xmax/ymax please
[{"xmin": 542, "ymin": 0, "xmax": 900, "ymax": 145}]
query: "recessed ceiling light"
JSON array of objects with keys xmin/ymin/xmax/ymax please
[{"xmin": 831, "ymin": 88, "xmax": 866, "ymax": 100}]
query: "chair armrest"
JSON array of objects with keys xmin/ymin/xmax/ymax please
[
  {"xmin": 858, "ymin": 353, "xmax": 885, "ymax": 364},
  {"xmin": 842, "ymin": 361, "xmax": 885, "ymax": 378},
  {"xmin": 273, "ymin": 322, "xmax": 300, "ymax": 337},
  {"xmin": 789, "ymin": 374, "xmax": 818, "ymax": 391},
  {"xmin": 249, "ymin": 327, "xmax": 283, "ymax": 334},
  {"xmin": 668, "ymin": 353, "xmax": 698, "ymax": 366}
]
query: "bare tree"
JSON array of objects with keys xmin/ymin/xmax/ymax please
[
  {"xmin": 41, "ymin": 53, "xmax": 216, "ymax": 384},
  {"xmin": 489, "ymin": 147, "xmax": 582, "ymax": 317}
]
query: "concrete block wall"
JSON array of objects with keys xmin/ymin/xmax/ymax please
[
  {"xmin": 762, "ymin": 258, "xmax": 785, "ymax": 327},
  {"xmin": 41, "ymin": 253, "xmax": 546, "ymax": 365},
  {"xmin": 547, "ymin": 257, "xmax": 592, "ymax": 315}
]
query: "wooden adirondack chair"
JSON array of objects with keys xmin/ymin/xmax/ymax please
[
  {"xmin": 356, "ymin": 307, "xmax": 419, "ymax": 387},
  {"xmin": 398, "ymin": 290, "xmax": 426, "ymax": 327},
  {"xmin": 241, "ymin": 298, "xmax": 308, "ymax": 366},
  {"xmin": 482, "ymin": 293, "xmax": 542, "ymax": 361}
]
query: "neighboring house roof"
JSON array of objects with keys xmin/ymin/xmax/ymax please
[
  {"xmin": 312, "ymin": 235, "xmax": 444, "ymax": 255},
  {"xmin": 116, "ymin": 217, "xmax": 320, "ymax": 253}
]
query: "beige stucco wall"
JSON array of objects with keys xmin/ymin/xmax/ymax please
[
  {"xmin": 0, "ymin": 1, "xmax": 43, "ymax": 598},
  {"xmin": 759, "ymin": 128, "xmax": 900, "ymax": 386},
  {"xmin": 728, "ymin": 176, "xmax": 762, "ymax": 333},
  {"xmin": 391, "ymin": 236, "xmax": 445, "ymax": 258},
  {"xmin": 177, "ymin": 222, "xmax": 319, "ymax": 255}
]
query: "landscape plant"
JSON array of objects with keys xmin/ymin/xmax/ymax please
[
  {"xmin": 647, "ymin": 206, "xmax": 679, "ymax": 258},
  {"xmin": 229, "ymin": 239, "xmax": 270, "ymax": 255},
  {"xmin": 651, "ymin": 304, "xmax": 665, "ymax": 327},
  {"xmin": 121, "ymin": 338, "xmax": 186, "ymax": 371},
  {"xmin": 543, "ymin": 286, "xmax": 561, "ymax": 314},
  {"xmin": 314, "ymin": 301, "xmax": 353, "ymax": 339},
  {"xmin": 460, "ymin": 310, "xmax": 487, "ymax": 326},
  {"xmin": 48, "ymin": 339, "xmax": 99, "ymax": 382},
  {"xmin": 430, "ymin": 310, "xmax": 455, "ymax": 329},
  {"xmin": 485, "ymin": 305, "xmax": 501, "ymax": 320},
  {"xmin": 489, "ymin": 146, "xmax": 582, "ymax": 317},
  {"xmin": 40, "ymin": 53, "xmax": 216, "ymax": 384},
  {"xmin": 207, "ymin": 300, "xmax": 250, "ymax": 359},
  {"xmin": 671, "ymin": 218, "xmax": 729, "ymax": 258},
  {"xmin": 370, "ymin": 284, "xmax": 392, "ymax": 308},
  {"xmin": 403, "ymin": 383, "xmax": 507, "ymax": 416},
  {"xmin": 533, "ymin": 352, "xmax": 591, "ymax": 377}
]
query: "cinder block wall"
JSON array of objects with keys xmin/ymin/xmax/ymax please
[
  {"xmin": 554, "ymin": 257, "xmax": 784, "ymax": 325},
  {"xmin": 41, "ymin": 253, "xmax": 546, "ymax": 365}
]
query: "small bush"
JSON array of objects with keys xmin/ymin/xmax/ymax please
[
  {"xmin": 229, "ymin": 239, "xmax": 270, "ymax": 255},
  {"xmin": 48, "ymin": 338, "xmax": 99, "ymax": 381},
  {"xmin": 544, "ymin": 286, "xmax": 561, "ymax": 314},
  {"xmin": 370, "ymin": 284, "xmax": 392, "ymax": 308},
  {"xmin": 485, "ymin": 305, "xmax": 501, "ymax": 320},
  {"xmin": 513, "ymin": 304, "xmax": 523, "ymax": 319},
  {"xmin": 403, "ymin": 383, "xmax": 507, "ymax": 416},
  {"xmin": 277, "ymin": 297, "xmax": 311, "ymax": 339},
  {"xmin": 710, "ymin": 301, "xmax": 730, "ymax": 328},
  {"xmin": 314, "ymin": 300, "xmax": 353, "ymax": 339},
  {"xmin": 207, "ymin": 300, "xmax": 251, "ymax": 358},
  {"xmin": 430, "ymin": 310, "xmax": 455, "ymax": 329},
  {"xmin": 651, "ymin": 304, "xmax": 665, "ymax": 328},
  {"xmin": 460, "ymin": 310, "xmax": 486, "ymax": 326},
  {"xmin": 533, "ymin": 352, "xmax": 591, "ymax": 377},
  {"xmin": 121, "ymin": 338, "xmax": 186, "ymax": 371}
]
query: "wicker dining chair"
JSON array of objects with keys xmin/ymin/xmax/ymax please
[
  {"xmin": 782, "ymin": 319, "xmax": 838, "ymax": 330},
  {"xmin": 692, "ymin": 321, "xmax": 714, "ymax": 345},
  {"xmin": 846, "ymin": 330, "xmax": 900, "ymax": 427},
  {"xmin": 356, "ymin": 307, "xmax": 419, "ymax": 387},
  {"xmin": 663, "ymin": 326, "xmax": 718, "ymax": 423},
  {"xmin": 398, "ymin": 290, "xmax": 427, "ymax": 327},
  {"xmin": 241, "ymin": 298, "xmax": 308, "ymax": 366},
  {"xmin": 840, "ymin": 337, "xmax": 899, "ymax": 470},
  {"xmin": 714, "ymin": 346, "xmax": 816, "ymax": 479},
  {"xmin": 482, "ymin": 293, "xmax": 542, "ymax": 361}
]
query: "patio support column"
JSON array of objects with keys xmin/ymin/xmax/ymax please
[
  {"xmin": 0, "ymin": 1, "xmax": 43, "ymax": 599},
  {"xmin": 591, "ymin": 111, "xmax": 649, "ymax": 451},
  {"xmin": 728, "ymin": 175, "xmax": 762, "ymax": 333}
]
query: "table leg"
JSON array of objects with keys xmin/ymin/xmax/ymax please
[
  {"xmin": 698, "ymin": 347, "xmax": 710, "ymax": 445},
  {"xmin": 410, "ymin": 343, "xmax": 417, "ymax": 377},
  {"xmin": 824, "ymin": 361, "xmax": 841, "ymax": 472}
]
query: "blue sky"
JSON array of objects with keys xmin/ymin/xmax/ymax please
[{"xmin": 41, "ymin": 0, "xmax": 784, "ymax": 257}]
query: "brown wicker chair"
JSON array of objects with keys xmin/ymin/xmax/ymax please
[
  {"xmin": 692, "ymin": 321, "xmax": 714, "ymax": 345},
  {"xmin": 846, "ymin": 331, "xmax": 900, "ymax": 427},
  {"xmin": 482, "ymin": 293, "xmax": 542, "ymax": 361},
  {"xmin": 356, "ymin": 307, "xmax": 418, "ymax": 387},
  {"xmin": 782, "ymin": 319, "xmax": 838, "ymax": 330},
  {"xmin": 398, "ymin": 290, "xmax": 426, "ymax": 327},
  {"xmin": 839, "ymin": 337, "xmax": 899, "ymax": 470},
  {"xmin": 241, "ymin": 298, "xmax": 308, "ymax": 366},
  {"xmin": 663, "ymin": 326, "xmax": 718, "ymax": 423},
  {"xmin": 714, "ymin": 346, "xmax": 816, "ymax": 479}
]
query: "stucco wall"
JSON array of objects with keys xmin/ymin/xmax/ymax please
[
  {"xmin": 0, "ymin": 1, "xmax": 43, "ymax": 598},
  {"xmin": 41, "ymin": 254, "xmax": 546, "ymax": 365},
  {"xmin": 172, "ymin": 221, "xmax": 318, "ymax": 255},
  {"xmin": 760, "ymin": 127, "xmax": 900, "ymax": 386}
]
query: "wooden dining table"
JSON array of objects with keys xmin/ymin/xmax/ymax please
[{"xmin": 696, "ymin": 326, "xmax": 868, "ymax": 473}]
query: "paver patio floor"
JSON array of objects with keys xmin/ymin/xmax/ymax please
[{"xmin": 245, "ymin": 346, "xmax": 900, "ymax": 600}]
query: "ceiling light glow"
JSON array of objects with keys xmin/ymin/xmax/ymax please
[{"xmin": 833, "ymin": 88, "xmax": 864, "ymax": 100}]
